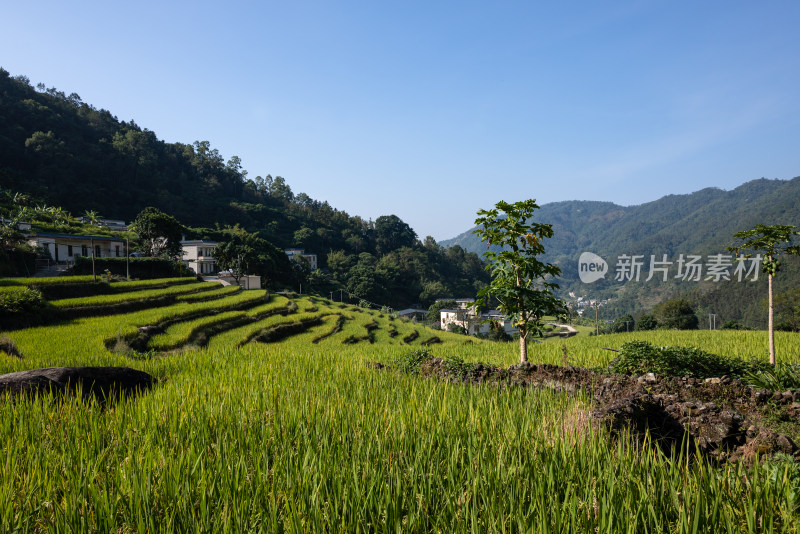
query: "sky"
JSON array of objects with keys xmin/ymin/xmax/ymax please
[{"xmin": 2, "ymin": 1, "xmax": 799, "ymax": 240}]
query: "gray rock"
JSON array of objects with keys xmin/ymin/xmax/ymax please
[{"xmin": 0, "ymin": 367, "xmax": 154, "ymax": 402}]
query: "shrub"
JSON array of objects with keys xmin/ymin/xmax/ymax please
[
  {"xmin": 65, "ymin": 256, "xmax": 194, "ymax": 279},
  {"xmin": 721, "ymin": 321, "xmax": 751, "ymax": 330},
  {"xmin": 394, "ymin": 349, "xmax": 432, "ymax": 374},
  {"xmin": 0, "ymin": 287, "xmax": 45, "ymax": 314},
  {"xmin": 447, "ymin": 323, "xmax": 467, "ymax": 335},
  {"xmin": 607, "ymin": 340, "xmax": 757, "ymax": 379},
  {"xmin": 634, "ymin": 314, "xmax": 657, "ymax": 331},
  {"xmin": 746, "ymin": 364, "xmax": 800, "ymax": 392}
]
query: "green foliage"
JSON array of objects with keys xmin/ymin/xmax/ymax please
[
  {"xmin": 728, "ymin": 224, "xmax": 800, "ymax": 278},
  {"xmin": 746, "ymin": 363, "xmax": 800, "ymax": 392},
  {"xmin": 474, "ymin": 199, "xmax": 565, "ymax": 362},
  {"xmin": 721, "ymin": 320, "xmax": 751, "ymax": 330},
  {"xmin": 0, "ymin": 287, "xmax": 44, "ymax": 314},
  {"xmin": 728, "ymin": 223, "xmax": 800, "ymax": 365},
  {"xmin": 66, "ymin": 256, "xmax": 194, "ymax": 279},
  {"xmin": 607, "ymin": 314, "xmax": 635, "ymax": 333},
  {"xmin": 0, "ymin": 71, "xmax": 492, "ymax": 310},
  {"xmin": 447, "ymin": 323, "xmax": 468, "ymax": 335},
  {"xmin": 427, "ymin": 299, "xmax": 456, "ymax": 324},
  {"xmin": 634, "ymin": 314, "xmax": 657, "ymax": 331},
  {"xmin": 653, "ymin": 298, "xmax": 699, "ymax": 330},
  {"xmin": 774, "ymin": 287, "xmax": 800, "ymax": 332},
  {"xmin": 393, "ymin": 349, "xmax": 432, "ymax": 374},
  {"xmin": 374, "ymin": 214, "xmax": 417, "ymax": 254},
  {"xmin": 130, "ymin": 207, "xmax": 184, "ymax": 257},
  {"xmin": 440, "ymin": 354, "xmax": 481, "ymax": 380},
  {"xmin": 608, "ymin": 340, "xmax": 757, "ymax": 379}
]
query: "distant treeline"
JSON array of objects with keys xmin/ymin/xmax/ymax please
[{"xmin": 0, "ymin": 68, "xmax": 489, "ymax": 308}]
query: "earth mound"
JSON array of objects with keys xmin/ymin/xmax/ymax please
[{"xmin": 381, "ymin": 357, "xmax": 800, "ymax": 465}]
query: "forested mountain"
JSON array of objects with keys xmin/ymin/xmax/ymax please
[
  {"xmin": 0, "ymin": 68, "xmax": 488, "ymax": 308},
  {"xmin": 442, "ymin": 178, "xmax": 800, "ymax": 327}
]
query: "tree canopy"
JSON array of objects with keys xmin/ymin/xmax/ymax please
[
  {"xmin": 727, "ymin": 223, "xmax": 800, "ymax": 364},
  {"xmin": 130, "ymin": 207, "xmax": 184, "ymax": 257},
  {"xmin": 473, "ymin": 199, "xmax": 564, "ymax": 363}
]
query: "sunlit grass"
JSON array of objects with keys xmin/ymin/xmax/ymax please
[{"xmin": 2, "ymin": 285, "xmax": 800, "ymax": 531}]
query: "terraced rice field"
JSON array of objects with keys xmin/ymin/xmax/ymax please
[{"xmin": 1, "ymin": 277, "xmax": 799, "ymax": 532}]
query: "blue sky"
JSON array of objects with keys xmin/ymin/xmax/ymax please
[{"xmin": 3, "ymin": 1, "xmax": 799, "ymax": 240}]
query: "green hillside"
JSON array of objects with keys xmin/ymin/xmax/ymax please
[
  {"xmin": 442, "ymin": 178, "xmax": 800, "ymax": 326},
  {"xmin": 0, "ymin": 68, "xmax": 489, "ymax": 308}
]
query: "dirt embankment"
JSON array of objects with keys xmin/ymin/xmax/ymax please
[{"xmin": 373, "ymin": 358, "xmax": 800, "ymax": 465}]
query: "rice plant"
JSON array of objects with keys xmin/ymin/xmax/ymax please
[{"xmin": 2, "ymin": 282, "xmax": 800, "ymax": 531}]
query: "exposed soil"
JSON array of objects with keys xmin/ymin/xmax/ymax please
[{"xmin": 375, "ymin": 358, "xmax": 800, "ymax": 465}]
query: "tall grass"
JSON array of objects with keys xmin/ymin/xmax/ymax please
[
  {"xmin": 2, "ymin": 287, "xmax": 800, "ymax": 531},
  {"xmin": 1, "ymin": 343, "xmax": 798, "ymax": 531}
]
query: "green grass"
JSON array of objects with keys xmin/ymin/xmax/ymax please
[
  {"xmin": 2, "ymin": 285, "xmax": 800, "ymax": 531},
  {"xmin": 174, "ymin": 284, "xmax": 241, "ymax": 302},
  {"xmin": 108, "ymin": 276, "xmax": 197, "ymax": 292},
  {"xmin": 148, "ymin": 310, "xmax": 249, "ymax": 351},
  {"xmin": 0, "ymin": 275, "xmax": 98, "ymax": 286},
  {"xmin": 50, "ymin": 281, "xmax": 219, "ymax": 309}
]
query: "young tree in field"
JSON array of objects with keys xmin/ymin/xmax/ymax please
[
  {"xmin": 727, "ymin": 224, "xmax": 800, "ymax": 365},
  {"xmin": 473, "ymin": 199, "xmax": 564, "ymax": 363}
]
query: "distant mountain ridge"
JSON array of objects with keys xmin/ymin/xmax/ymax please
[{"xmin": 441, "ymin": 177, "xmax": 800, "ymax": 325}]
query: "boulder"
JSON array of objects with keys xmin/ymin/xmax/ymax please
[{"xmin": 0, "ymin": 367, "xmax": 154, "ymax": 402}]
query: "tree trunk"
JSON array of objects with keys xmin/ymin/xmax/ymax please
[
  {"xmin": 768, "ymin": 271, "xmax": 775, "ymax": 366},
  {"xmin": 517, "ymin": 270, "xmax": 527, "ymax": 363}
]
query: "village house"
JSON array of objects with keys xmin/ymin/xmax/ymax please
[
  {"xmin": 285, "ymin": 248, "xmax": 318, "ymax": 270},
  {"xmin": 180, "ymin": 239, "xmax": 218, "ymax": 275},
  {"xmin": 28, "ymin": 232, "xmax": 125, "ymax": 266},
  {"xmin": 438, "ymin": 298, "xmax": 518, "ymax": 336}
]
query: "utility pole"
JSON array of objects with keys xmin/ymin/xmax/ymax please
[
  {"xmin": 709, "ymin": 313, "xmax": 717, "ymax": 330},
  {"xmin": 594, "ymin": 301, "xmax": 600, "ymax": 336},
  {"xmin": 125, "ymin": 236, "xmax": 130, "ymax": 280},
  {"xmin": 90, "ymin": 236, "xmax": 96, "ymax": 282}
]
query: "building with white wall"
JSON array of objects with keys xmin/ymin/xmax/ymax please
[
  {"xmin": 181, "ymin": 240, "xmax": 218, "ymax": 275},
  {"xmin": 285, "ymin": 248, "xmax": 318, "ymax": 270}
]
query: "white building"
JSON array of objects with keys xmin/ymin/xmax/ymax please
[
  {"xmin": 285, "ymin": 248, "xmax": 318, "ymax": 271},
  {"xmin": 181, "ymin": 240, "xmax": 218, "ymax": 275},
  {"xmin": 440, "ymin": 306, "xmax": 518, "ymax": 336},
  {"xmin": 28, "ymin": 232, "xmax": 125, "ymax": 265}
]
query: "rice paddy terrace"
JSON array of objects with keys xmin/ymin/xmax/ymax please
[{"xmin": 1, "ymin": 276, "xmax": 800, "ymax": 532}]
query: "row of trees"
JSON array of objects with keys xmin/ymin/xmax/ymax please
[
  {"xmin": 1, "ymin": 191, "xmax": 490, "ymax": 308},
  {"xmin": 0, "ymin": 70, "xmax": 457, "ymax": 266}
]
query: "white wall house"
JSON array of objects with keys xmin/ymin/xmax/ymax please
[
  {"xmin": 285, "ymin": 248, "xmax": 318, "ymax": 270},
  {"xmin": 440, "ymin": 306, "xmax": 518, "ymax": 336},
  {"xmin": 181, "ymin": 240, "xmax": 218, "ymax": 275},
  {"xmin": 28, "ymin": 233, "xmax": 125, "ymax": 265}
]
